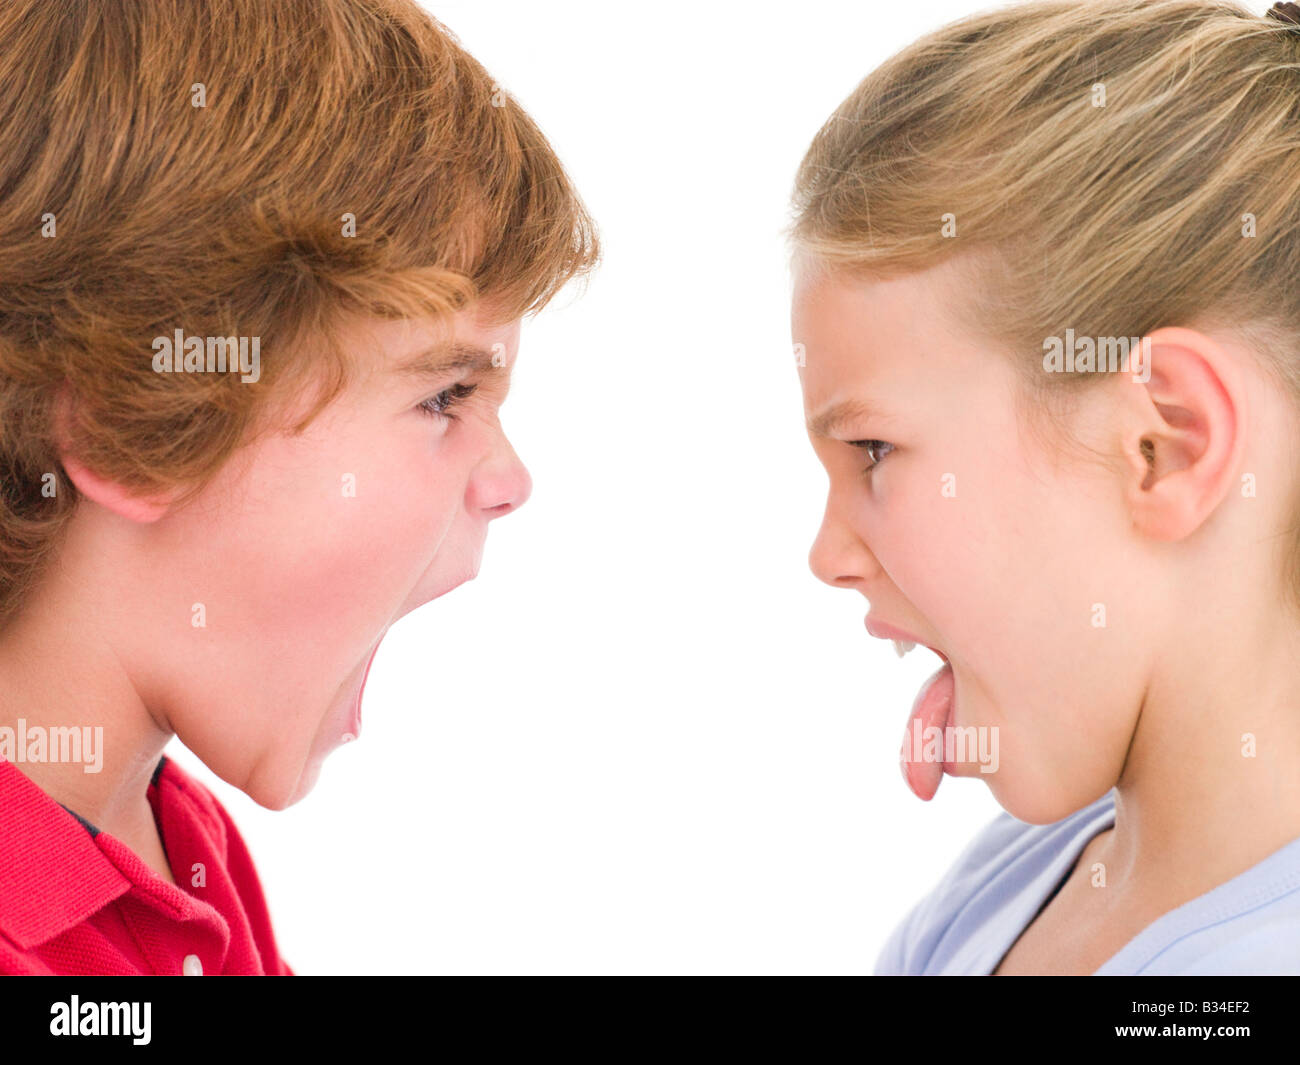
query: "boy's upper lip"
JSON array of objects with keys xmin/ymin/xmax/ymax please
[{"xmin": 863, "ymin": 615, "xmax": 948, "ymax": 662}]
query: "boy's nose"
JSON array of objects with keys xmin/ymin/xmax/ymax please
[{"xmin": 472, "ymin": 436, "xmax": 532, "ymax": 520}]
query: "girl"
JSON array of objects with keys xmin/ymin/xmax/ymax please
[{"xmin": 788, "ymin": 0, "xmax": 1300, "ymax": 974}]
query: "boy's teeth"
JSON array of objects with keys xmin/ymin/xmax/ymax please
[{"xmin": 892, "ymin": 639, "xmax": 917, "ymax": 658}]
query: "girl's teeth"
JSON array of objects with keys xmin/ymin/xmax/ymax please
[{"xmin": 892, "ymin": 639, "xmax": 917, "ymax": 658}]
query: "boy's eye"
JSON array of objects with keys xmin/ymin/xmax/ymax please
[
  {"xmin": 417, "ymin": 381, "xmax": 478, "ymax": 420},
  {"xmin": 848, "ymin": 439, "xmax": 894, "ymax": 477}
]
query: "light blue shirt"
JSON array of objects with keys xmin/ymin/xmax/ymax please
[{"xmin": 875, "ymin": 788, "xmax": 1300, "ymax": 975}]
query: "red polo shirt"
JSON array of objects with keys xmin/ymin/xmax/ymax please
[{"xmin": 0, "ymin": 753, "xmax": 292, "ymax": 975}]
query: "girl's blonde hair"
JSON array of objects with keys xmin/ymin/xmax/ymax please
[
  {"xmin": 788, "ymin": 0, "xmax": 1300, "ymax": 609},
  {"xmin": 0, "ymin": 0, "xmax": 599, "ymax": 628}
]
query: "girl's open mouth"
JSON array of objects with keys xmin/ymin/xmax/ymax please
[
  {"xmin": 864, "ymin": 616, "xmax": 955, "ymax": 801},
  {"xmin": 900, "ymin": 660, "xmax": 955, "ymax": 800}
]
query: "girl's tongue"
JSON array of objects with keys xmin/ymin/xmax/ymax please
[{"xmin": 899, "ymin": 661, "xmax": 955, "ymax": 800}]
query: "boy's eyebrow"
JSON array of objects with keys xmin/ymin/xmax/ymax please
[
  {"xmin": 806, "ymin": 397, "xmax": 886, "ymax": 439},
  {"xmin": 392, "ymin": 342, "xmax": 502, "ymax": 381}
]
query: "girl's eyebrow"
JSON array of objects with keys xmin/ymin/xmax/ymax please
[
  {"xmin": 393, "ymin": 342, "xmax": 502, "ymax": 381},
  {"xmin": 806, "ymin": 397, "xmax": 888, "ymax": 439}
]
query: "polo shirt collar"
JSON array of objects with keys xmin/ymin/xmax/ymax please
[{"xmin": 0, "ymin": 754, "xmax": 167, "ymax": 950}]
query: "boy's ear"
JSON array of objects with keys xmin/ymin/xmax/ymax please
[
  {"xmin": 1123, "ymin": 326, "xmax": 1244, "ymax": 542},
  {"xmin": 53, "ymin": 384, "xmax": 176, "ymax": 524}
]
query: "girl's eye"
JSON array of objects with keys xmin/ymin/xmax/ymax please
[
  {"xmin": 848, "ymin": 439, "xmax": 894, "ymax": 477},
  {"xmin": 417, "ymin": 381, "xmax": 478, "ymax": 420}
]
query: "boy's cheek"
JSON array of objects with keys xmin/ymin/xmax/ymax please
[{"xmin": 186, "ymin": 445, "xmax": 465, "ymax": 632}]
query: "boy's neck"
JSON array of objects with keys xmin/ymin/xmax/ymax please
[{"xmin": 0, "ymin": 592, "xmax": 173, "ymax": 873}]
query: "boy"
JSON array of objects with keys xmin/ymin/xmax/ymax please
[{"xmin": 0, "ymin": 0, "xmax": 598, "ymax": 974}]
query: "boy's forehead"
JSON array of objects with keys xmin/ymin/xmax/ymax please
[
  {"xmin": 349, "ymin": 313, "xmax": 520, "ymax": 380},
  {"xmin": 392, "ymin": 340, "xmax": 512, "ymax": 382},
  {"xmin": 256, "ymin": 314, "xmax": 520, "ymax": 430}
]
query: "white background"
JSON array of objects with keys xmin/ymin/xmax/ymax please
[{"xmin": 169, "ymin": 0, "xmax": 1009, "ymax": 974}]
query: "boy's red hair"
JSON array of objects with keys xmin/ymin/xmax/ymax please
[{"xmin": 0, "ymin": 0, "xmax": 599, "ymax": 626}]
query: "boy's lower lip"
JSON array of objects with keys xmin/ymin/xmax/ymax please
[
  {"xmin": 341, "ymin": 642, "xmax": 383, "ymax": 745},
  {"xmin": 341, "ymin": 696, "xmax": 360, "ymax": 744}
]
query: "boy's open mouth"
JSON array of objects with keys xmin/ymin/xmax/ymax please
[{"xmin": 864, "ymin": 616, "xmax": 955, "ymax": 802}]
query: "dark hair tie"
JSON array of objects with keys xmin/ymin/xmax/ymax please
[{"xmin": 1267, "ymin": 2, "xmax": 1300, "ymax": 29}]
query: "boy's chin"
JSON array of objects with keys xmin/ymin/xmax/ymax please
[
  {"xmin": 281, "ymin": 759, "xmax": 326, "ymax": 809},
  {"xmin": 266, "ymin": 710, "xmax": 363, "ymax": 809},
  {"xmin": 239, "ymin": 753, "xmax": 327, "ymax": 811},
  {"xmin": 212, "ymin": 636, "xmax": 384, "ymax": 810}
]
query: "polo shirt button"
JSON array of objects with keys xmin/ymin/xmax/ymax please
[{"xmin": 182, "ymin": 954, "xmax": 203, "ymax": 976}]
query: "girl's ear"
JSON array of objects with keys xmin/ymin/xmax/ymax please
[
  {"xmin": 53, "ymin": 384, "xmax": 177, "ymax": 524},
  {"xmin": 1123, "ymin": 326, "xmax": 1245, "ymax": 542}
]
